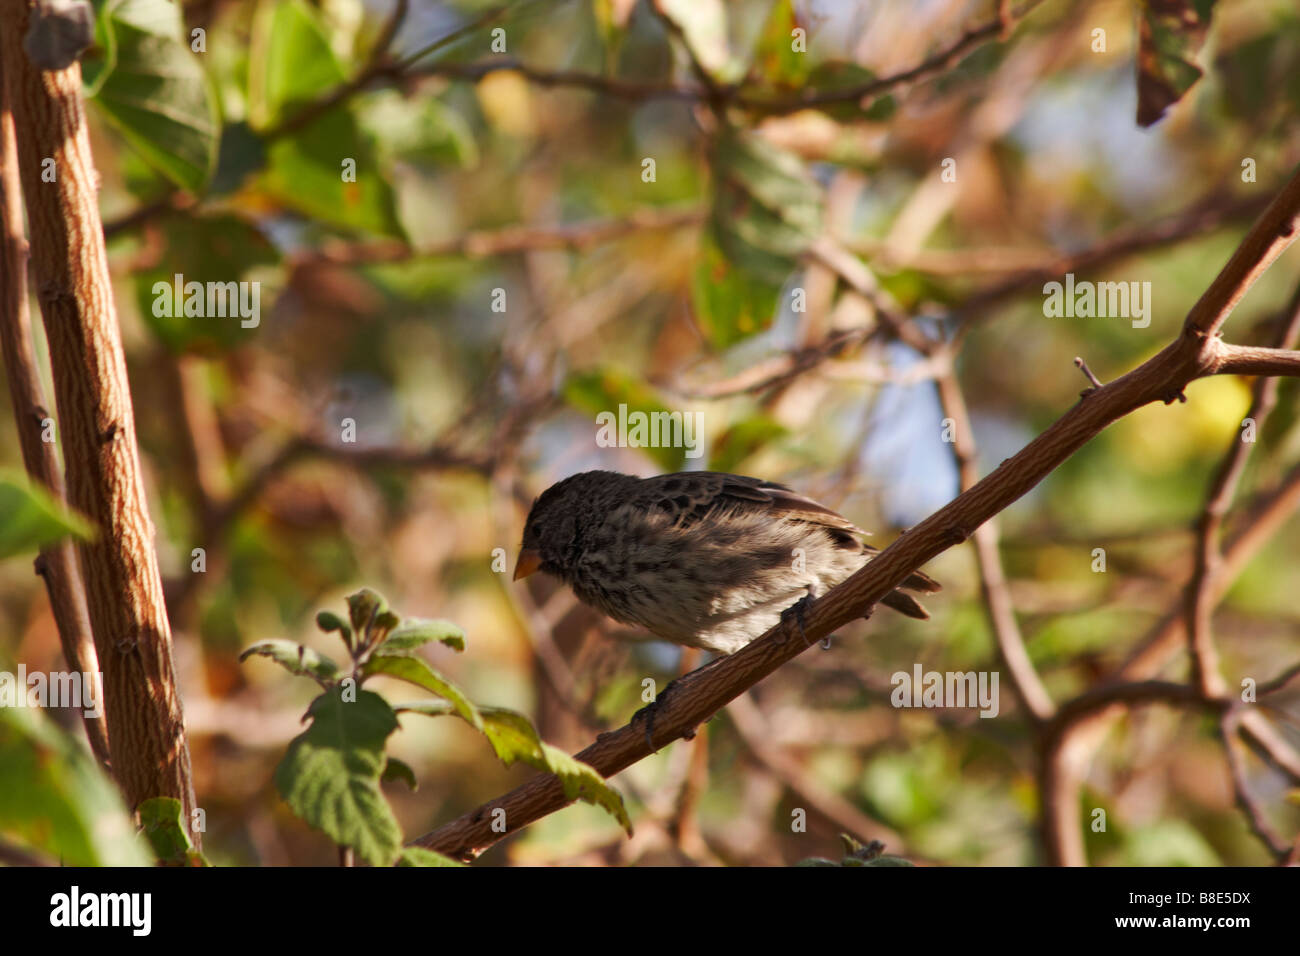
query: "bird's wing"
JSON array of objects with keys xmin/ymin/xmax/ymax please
[
  {"xmin": 639, "ymin": 473, "xmax": 941, "ymax": 594},
  {"xmin": 639, "ymin": 472, "xmax": 865, "ymax": 538}
]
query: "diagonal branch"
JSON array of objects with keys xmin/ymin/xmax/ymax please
[{"xmin": 414, "ymin": 161, "xmax": 1300, "ymax": 861}]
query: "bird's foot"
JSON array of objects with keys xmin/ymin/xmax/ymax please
[
  {"xmin": 632, "ymin": 654, "xmax": 725, "ymax": 751},
  {"xmin": 780, "ymin": 593, "xmax": 817, "ymax": 647},
  {"xmin": 632, "ymin": 679, "xmax": 677, "ymax": 753}
]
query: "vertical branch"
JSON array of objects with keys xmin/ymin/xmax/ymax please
[
  {"xmin": 1186, "ymin": 286, "xmax": 1300, "ymax": 695},
  {"xmin": 0, "ymin": 3, "xmax": 198, "ymax": 830},
  {"xmin": 934, "ymin": 361, "xmax": 1055, "ymax": 723},
  {"xmin": 0, "ymin": 52, "xmax": 108, "ymax": 766}
]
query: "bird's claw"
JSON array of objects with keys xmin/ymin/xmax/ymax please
[
  {"xmin": 780, "ymin": 593, "xmax": 816, "ymax": 647},
  {"xmin": 633, "ymin": 680, "xmax": 674, "ymax": 752}
]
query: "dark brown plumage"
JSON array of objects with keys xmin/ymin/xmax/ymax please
[{"xmin": 515, "ymin": 470, "xmax": 940, "ymax": 654}]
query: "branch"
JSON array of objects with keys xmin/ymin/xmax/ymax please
[
  {"xmin": 261, "ymin": 0, "xmax": 411, "ymax": 139},
  {"xmin": 1040, "ymin": 459, "xmax": 1300, "ymax": 865},
  {"xmin": 1186, "ymin": 283, "xmax": 1300, "ymax": 696},
  {"xmin": 1212, "ymin": 343, "xmax": 1300, "ymax": 377},
  {"xmin": 296, "ymin": 206, "xmax": 703, "ymax": 267},
  {"xmin": 100, "ymin": 0, "xmax": 1046, "ymax": 237},
  {"xmin": 953, "ymin": 192, "xmax": 1272, "ymax": 326},
  {"xmin": 934, "ymin": 365, "xmax": 1055, "ymax": 722},
  {"xmin": 0, "ymin": 56, "xmax": 108, "ymax": 765},
  {"xmin": 413, "ymin": 162, "xmax": 1300, "ymax": 861},
  {"xmin": 1219, "ymin": 710, "xmax": 1292, "ymax": 863},
  {"xmin": 733, "ymin": 0, "xmax": 1048, "ymax": 116},
  {"xmin": 412, "ymin": 58, "xmax": 700, "ymax": 103},
  {"xmin": 1, "ymin": 2, "xmax": 197, "ymax": 828}
]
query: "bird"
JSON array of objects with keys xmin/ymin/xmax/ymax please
[{"xmin": 514, "ymin": 470, "xmax": 940, "ymax": 655}]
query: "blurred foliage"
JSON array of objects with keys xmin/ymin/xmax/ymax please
[
  {"xmin": 2, "ymin": 0, "xmax": 1299, "ymax": 867},
  {"xmin": 242, "ymin": 588, "xmax": 626, "ymax": 865}
]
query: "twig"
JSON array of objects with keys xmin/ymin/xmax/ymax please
[
  {"xmin": 1073, "ymin": 356, "xmax": 1104, "ymax": 392},
  {"xmin": 1219, "ymin": 709, "xmax": 1291, "ymax": 862},
  {"xmin": 296, "ymin": 206, "xmax": 704, "ymax": 267},
  {"xmin": 263, "ymin": 0, "xmax": 409, "ymax": 139},
  {"xmin": 934, "ymin": 365, "xmax": 1055, "ymax": 722},
  {"xmin": 732, "ymin": 0, "xmax": 1048, "ymax": 115},
  {"xmin": 953, "ymin": 193, "xmax": 1272, "ymax": 327},
  {"xmin": 1185, "ymin": 282, "xmax": 1300, "ymax": 696},
  {"xmin": 726, "ymin": 691, "xmax": 903, "ymax": 848},
  {"xmin": 1257, "ymin": 661, "xmax": 1300, "ymax": 697},
  {"xmin": 1041, "ymin": 460, "xmax": 1300, "ymax": 866}
]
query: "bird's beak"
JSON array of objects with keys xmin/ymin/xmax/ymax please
[{"xmin": 513, "ymin": 548, "xmax": 542, "ymax": 581}]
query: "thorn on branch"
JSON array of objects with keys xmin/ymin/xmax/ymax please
[{"xmin": 1073, "ymin": 356, "xmax": 1104, "ymax": 396}]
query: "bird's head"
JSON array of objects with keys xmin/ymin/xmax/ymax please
[{"xmin": 514, "ymin": 471, "xmax": 628, "ymax": 582}]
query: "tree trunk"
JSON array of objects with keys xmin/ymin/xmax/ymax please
[{"xmin": 0, "ymin": 0, "xmax": 198, "ymax": 837}]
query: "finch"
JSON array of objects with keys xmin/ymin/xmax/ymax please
[{"xmin": 514, "ymin": 470, "xmax": 940, "ymax": 655}]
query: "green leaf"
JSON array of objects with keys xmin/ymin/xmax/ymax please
[
  {"xmin": 377, "ymin": 618, "xmax": 466, "ymax": 655},
  {"xmin": 239, "ymin": 639, "xmax": 341, "ymax": 686},
  {"xmin": 695, "ymin": 129, "xmax": 821, "ymax": 345},
  {"xmin": 138, "ymin": 796, "xmax": 208, "ymax": 866},
  {"xmin": 251, "ymin": 0, "xmax": 403, "ymax": 237},
  {"xmin": 803, "ymin": 63, "xmax": 895, "ymax": 121},
  {"xmin": 392, "ymin": 700, "xmax": 456, "ymax": 717},
  {"xmin": 718, "ymin": 131, "xmax": 822, "ymax": 225},
  {"xmin": 362, "ymin": 655, "xmax": 483, "ymax": 730},
  {"xmin": 261, "ymin": 111, "xmax": 405, "ymax": 237},
  {"xmin": 1136, "ymin": 0, "xmax": 1217, "ymax": 127},
  {"xmin": 690, "ymin": 234, "xmax": 781, "ymax": 348},
  {"xmin": 0, "ymin": 706, "xmax": 151, "ymax": 866},
  {"xmin": 346, "ymin": 588, "xmax": 389, "ymax": 635},
  {"xmin": 396, "ymin": 700, "xmax": 632, "ymax": 836},
  {"xmin": 0, "ymin": 472, "xmax": 94, "ymax": 560},
  {"xmin": 397, "ymin": 846, "xmax": 466, "ymax": 867},
  {"xmin": 84, "ymin": 0, "xmax": 219, "ymax": 192},
  {"xmin": 315, "ymin": 610, "xmax": 353, "ymax": 648},
  {"xmin": 251, "ymin": 0, "xmax": 346, "ymax": 124},
  {"xmin": 209, "ymin": 121, "xmax": 269, "ymax": 196},
  {"xmin": 130, "ymin": 215, "xmax": 279, "ymax": 352},
  {"xmin": 561, "ymin": 368, "xmax": 690, "ymax": 471},
  {"xmin": 750, "ymin": 0, "xmax": 810, "ymax": 86},
  {"xmin": 525, "ymin": 737, "xmax": 633, "ymax": 837},
  {"xmin": 274, "ymin": 688, "xmax": 402, "ymax": 867},
  {"xmin": 381, "ymin": 756, "xmax": 418, "ymax": 791},
  {"xmin": 361, "ymin": 91, "xmax": 479, "ymax": 170},
  {"xmin": 707, "ymin": 414, "xmax": 787, "ymax": 471}
]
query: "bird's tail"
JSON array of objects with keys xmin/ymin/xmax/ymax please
[
  {"xmin": 881, "ymin": 589, "xmax": 931, "ymax": 620},
  {"xmin": 860, "ymin": 546, "xmax": 941, "ymax": 620},
  {"xmin": 881, "ymin": 568, "xmax": 942, "ymax": 620}
]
